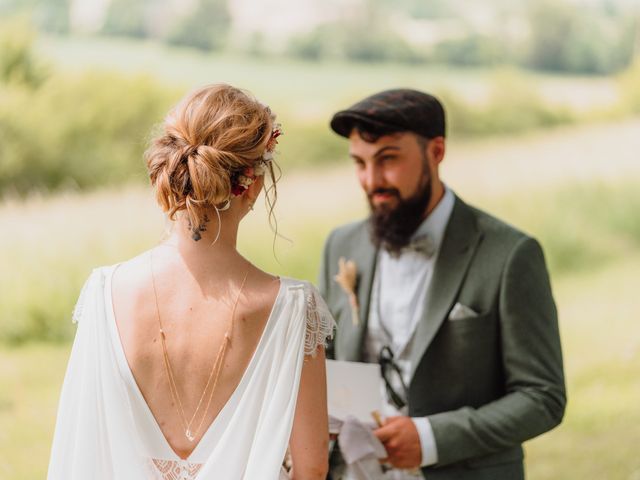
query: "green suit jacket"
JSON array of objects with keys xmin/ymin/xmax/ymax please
[{"xmin": 318, "ymin": 196, "xmax": 566, "ymax": 479}]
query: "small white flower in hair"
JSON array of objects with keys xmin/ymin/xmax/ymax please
[{"xmin": 230, "ymin": 119, "xmax": 283, "ymax": 197}]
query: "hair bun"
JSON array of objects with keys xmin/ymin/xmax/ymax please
[
  {"xmin": 145, "ymin": 84, "xmax": 275, "ymax": 238},
  {"xmin": 181, "ymin": 144, "xmax": 199, "ymax": 162}
]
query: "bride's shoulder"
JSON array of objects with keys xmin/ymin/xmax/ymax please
[
  {"xmin": 110, "ymin": 251, "xmax": 151, "ymax": 290},
  {"xmin": 107, "ymin": 251, "xmax": 157, "ymax": 315},
  {"xmin": 70, "ymin": 253, "xmax": 149, "ymax": 324},
  {"xmin": 112, "ymin": 251, "xmax": 150, "ymax": 280},
  {"xmin": 82, "ymin": 251, "xmax": 149, "ymax": 286}
]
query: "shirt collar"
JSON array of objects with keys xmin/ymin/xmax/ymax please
[{"xmin": 411, "ymin": 185, "xmax": 455, "ymax": 254}]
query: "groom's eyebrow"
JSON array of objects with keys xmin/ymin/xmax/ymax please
[
  {"xmin": 349, "ymin": 145, "xmax": 401, "ymax": 161},
  {"xmin": 373, "ymin": 146, "xmax": 401, "ymax": 158}
]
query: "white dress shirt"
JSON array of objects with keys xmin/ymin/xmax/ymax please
[{"xmin": 363, "ymin": 187, "xmax": 455, "ymax": 478}]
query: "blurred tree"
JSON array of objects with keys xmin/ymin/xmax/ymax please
[
  {"xmin": 0, "ymin": 18, "xmax": 175, "ymax": 196},
  {"xmin": 526, "ymin": 0, "xmax": 575, "ymax": 72},
  {"xmin": 35, "ymin": 0, "xmax": 70, "ymax": 33},
  {"xmin": 0, "ymin": 0, "xmax": 35, "ymax": 16},
  {"xmin": 164, "ymin": 0, "xmax": 230, "ymax": 51},
  {"xmin": 287, "ymin": 28, "xmax": 326, "ymax": 61},
  {"xmin": 0, "ymin": 72, "xmax": 174, "ymax": 196},
  {"xmin": 0, "ymin": 16, "xmax": 47, "ymax": 87},
  {"xmin": 0, "ymin": 0, "xmax": 69, "ymax": 32},
  {"xmin": 433, "ymin": 33, "xmax": 510, "ymax": 66},
  {"xmin": 342, "ymin": 24, "xmax": 419, "ymax": 63},
  {"xmin": 287, "ymin": 20, "xmax": 421, "ymax": 63},
  {"xmin": 102, "ymin": 0, "xmax": 150, "ymax": 38},
  {"xmin": 375, "ymin": 0, "xmax": 454, "ymax": 19},
  {"xmin": 287, "ymin": 0, "xmax": 422, "ymax": 64},
  {"xmin": 526, "ymin": 0, "xmax": 637, "ymax": 74}
]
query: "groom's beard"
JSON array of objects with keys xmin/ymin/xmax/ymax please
[{"xmin": 368, "ymin": 176, "xmax": 432, "ymax": 256}]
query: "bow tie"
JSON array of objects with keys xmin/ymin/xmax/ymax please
[{"xmin": 402, "ymin": 234, "xmax": 436, "ymax": 257}]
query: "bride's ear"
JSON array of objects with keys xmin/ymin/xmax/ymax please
[
  {"xmin": 247, "ymin": 175, "xmax": 265, "ymax": 198},
  {"xmin": 242, "ymin": 175, "xmax": 264, "ymax": 208}
]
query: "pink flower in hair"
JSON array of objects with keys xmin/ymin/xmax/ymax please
[{"xmin": 229, "ymin": 117, "xmax": 283, "ymax": 197}]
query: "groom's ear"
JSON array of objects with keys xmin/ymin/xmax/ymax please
[{"xmin": 427, "ymin": 136, "xmax": 445, "ymax": 166}]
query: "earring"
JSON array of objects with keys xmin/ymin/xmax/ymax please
[
  {"xmin": 210, "ymin": 206, "xmax": 222, "ymax": 246},
  {"xmin": 218, "ymin": 198, "xmax": 231, "ymax": 211}
]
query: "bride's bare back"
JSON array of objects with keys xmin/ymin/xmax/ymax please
[{"xmin": 111, "ymin": 249, "xmax": 280, "ymax": 459}]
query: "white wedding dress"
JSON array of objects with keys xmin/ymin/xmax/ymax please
[{"xmin": 47, "ymin": 265, "xmax": 334, "ymax": 480}]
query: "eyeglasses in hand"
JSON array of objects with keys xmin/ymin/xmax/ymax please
[{"xmin": 378, "ymin": 345, "xmax": 409, "ymax": 410}]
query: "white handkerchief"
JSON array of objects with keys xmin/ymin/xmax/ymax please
[
  {"xmin": 332, "ymin": 416, "xmax": 387, "ymax": 480},
  {"xmin": 448, "ymin": 302, "xmax": 478, "ymax": 321}
]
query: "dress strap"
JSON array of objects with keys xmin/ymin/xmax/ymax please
[{"xmin": 71, "ymin": 268, "xmax": 102, "ymax": 324}]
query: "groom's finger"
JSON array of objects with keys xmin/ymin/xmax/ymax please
[
  {"xmin": 383, "ymin": 415, "xmax": 402, "ymax": 425},
  {"xmin": 373, "ymin": 423, "xmax": 395, "ymax": 442}
]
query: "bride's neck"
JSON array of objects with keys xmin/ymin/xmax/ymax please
[{"xmin": 162, "ymin": 217, "xmax": 245, "ymax": 271}]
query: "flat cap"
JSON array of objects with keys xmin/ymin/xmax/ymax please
[{"xmin": 330, "ymin": 88, "xmax": 446, "ymax": 139}]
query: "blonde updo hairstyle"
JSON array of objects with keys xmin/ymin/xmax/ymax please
[{"xmin": 145, "ymin": 84, "xmax": 277, "ymax": 237}]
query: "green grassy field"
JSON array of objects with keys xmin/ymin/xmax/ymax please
[
  {"xmin": 1, "ymin": 116, "xmax": 640, "ymax": 477},
  {"xmin": 526, "ymin": 256, "xmax": 640, "ymax": 480}
]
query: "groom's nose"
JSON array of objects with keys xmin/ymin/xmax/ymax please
[{"xmin": 359, "ymin": 162, "xmax": 385, "ymax": 193}]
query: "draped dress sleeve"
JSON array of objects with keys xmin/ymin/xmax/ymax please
[
  {"xmin": 303, "ymin": 283, "xmax": 336, "ymax": 357},
  {"xmin": 48, "ymin": 267, "xmax": 150, "ymax": 480}
]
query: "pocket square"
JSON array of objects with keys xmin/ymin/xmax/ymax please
[{"xmin": 448, "ymin": 302, "xmax": 478, "ymax": 321}]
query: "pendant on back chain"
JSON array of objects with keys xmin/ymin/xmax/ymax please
[{"xmin": 186, "ymin": 429, "xmax": 195, "ymax": 442}]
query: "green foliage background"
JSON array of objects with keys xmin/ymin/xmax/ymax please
[
  {"xmin": 1, "ymin": 7, "xmax": 640, "ymax": 478},
  {"xmin": 2, "ymin": 21, "xmax": 640, "ymax": 198}
]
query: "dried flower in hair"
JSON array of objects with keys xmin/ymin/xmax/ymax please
[{"xmin": 229, "ymin": 120, "xmax": 283, "ymax": 197}]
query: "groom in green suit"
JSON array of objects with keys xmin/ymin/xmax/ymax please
[{"xmin": 319, "ymin": 89, "xmax": 566, "ymax": 479}]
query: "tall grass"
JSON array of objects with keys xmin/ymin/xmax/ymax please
[
  {"xmin": 526, "ymin": 254, "xmax": 640, "ymax": 480},
  {"xmin": 486, "ymin": 182, "xmax": 640, "ymax": 275}
]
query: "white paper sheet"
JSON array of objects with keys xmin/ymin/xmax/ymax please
[{"xmin": 326, "ymin": 359, "xmax": 382, "ymax": 424}]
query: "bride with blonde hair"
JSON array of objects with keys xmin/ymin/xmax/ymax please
[{"xmin": 48, "ymin": 84, "xmax": 333, "ymax": 480}]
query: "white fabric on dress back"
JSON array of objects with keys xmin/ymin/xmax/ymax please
[{"xmin": 48, "ymin": 266, "xmax": 334, "ymax": 480}]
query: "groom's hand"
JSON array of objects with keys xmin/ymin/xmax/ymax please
[{"xmin": 373, "ymin": 416, "xmax": 422, "ymax": 469}]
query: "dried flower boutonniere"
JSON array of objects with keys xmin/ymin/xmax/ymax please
[{"xmin": 334, "ymin": 257, "xmax": 360, "ymax": 326}]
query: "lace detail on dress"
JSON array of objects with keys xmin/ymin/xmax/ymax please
[
  {"xmin": 147, "ymin": 458, "xmax": 203, "ymax": 480},
  {"xmin": 304, "ymin": 284, "xmax": 336, "ymax": 357},
  {"xmin": 72, "ymin": 269, "xmax": 98, "ymax": 324}
]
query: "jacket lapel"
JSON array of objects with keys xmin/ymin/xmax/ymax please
[
  {"xmin": 409, "ymin": 197, "xmax": 482, "ymax": 380},
  {"xmin": 335, "ymin": 224, "xmax": 377, "ymax": 361}
]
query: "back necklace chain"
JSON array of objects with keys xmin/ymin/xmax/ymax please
[{"xmin": 150, "ymin": 250, "xmax": 249, "ymax": 442}]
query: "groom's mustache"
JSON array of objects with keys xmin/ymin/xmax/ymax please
[{"xmin": 368, "ymin": 188, "xmax": 401, "ymax": 201}]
